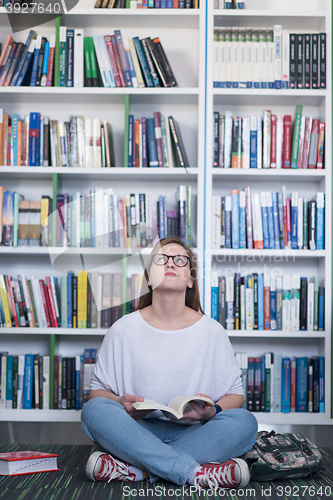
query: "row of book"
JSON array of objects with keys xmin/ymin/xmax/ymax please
[
  {"xmin": 214, "ymin": 0, "xmax": 246, "ymax": 8},
  {"xmin": 0, "ymin": 349, "xmax": 97, "ymax": 410},
  {"xmin": 0, "ymin": 112, "xmax": 114, "ymax": 168},
  {"xmin": 0, "ymin": 186, "xmax": 192, "ymax": 248},
  {"xmin": 0, "ymin": 350, "xmax": 325, "ymax": 413},
  {"xmin": 236, "ymin": 353, "xmax": 325, "ymax": 413},
  {"xmin": 212, "ymin": 274, "xmax": 325, "ymax": 332},
  {"xmin": 213, "ymin": 28, "xmax": 326, "ymax": 90},
  {"xmin": 213, "ymin": 106, "xmax": 325, "ymax": 170},
  {"xmin": 0, "ymin": 27, "xmax": 177, "ymax": 89},
  {"xmin": 212, "ymin": 188, "xmax": 325, "ymax": 251},
  {"xmin": 128, "ymin": 113, "xmax": 189, "ymax": 169},
  {"xmin": 0, "ymin": 110, "xmax": 189, "ymax": 169},
  {"xmin": 94, "ymin": 0, "xmax": 199, "ymax": 8},
  {"xmin": 0, "ymin": 271, "xmax": 146, "ymax": 329}
]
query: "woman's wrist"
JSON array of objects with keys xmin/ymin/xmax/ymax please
[{"xmin": 200, "ymin": 403, "xmax": 223, "ymax": 424}]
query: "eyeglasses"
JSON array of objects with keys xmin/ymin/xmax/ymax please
[{"xmin": 152, "ymin": 254, "xmax": 190, "ymax": 267}]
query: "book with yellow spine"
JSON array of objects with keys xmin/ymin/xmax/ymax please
[
  {"xmin": 0, "ymin": 275, "xmax": 12, "ymax": 327},
  {"xmin": 77, "ymin": 271, "xmax": 88, "ymax": 328}
]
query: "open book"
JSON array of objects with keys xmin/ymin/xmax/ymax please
[{"xmin": 132, "ymin": 395, "xmax": 214, "ymax": 420}]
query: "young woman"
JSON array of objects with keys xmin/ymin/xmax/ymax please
[{"xmin": 81, "ymin": 237, "xmax": 258, "ymax": 490}]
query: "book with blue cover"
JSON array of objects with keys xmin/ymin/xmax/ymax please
[
  {"xmin": 260, "ymin": 192, "xmax": 269, "ymax": 249},
  {"xmin": 211, "ymin": 275, "xmax": 218, "ymax": 321},
  {"xmin": 273, "ymin": 351, "xmax": 282, "ymax": 412},
  {"xmin": 281, "ymin": 357, "xmax": 291, "ymax": 412},
  {"xmin": 28, "ymin": 112, "xmax": 40, "ymax": 166},
  {"xmin": 291, "ymin": 192, "xmax": 298, "ymax": 249},
  {"xmin": 315, "ymin": 193, "xmax": 325, "ymax": 250},
  {"xmin": 5, "ymin": 355, "xmax": 13, "ymax": 409},
  {"xmin": 146, "ymin": 118, "xmax": 158, "ymax": 167},
  {"xmin": 30, "ymin": 36, "xmax": 41, "ymax": 86},
  {"xmin": 133, "ymin": 37, "xmax": 154, "ymax": 88},
  {"xmin": 250, "ymin": 116, "xmax": 257, "ymax": 168},
  {"xmin": 319, "ymin": 356, "xmax": 325, "ymax": 413},
  {"xmin": 266, "ymin": 192, "xmax": 275, "ymax": 249},
  {"xmin": 224, "ymin": 196, "xmax": 232, "ymax": 249},
  {"xmin": 296, "ymin": 357, "xmax": 308, "ymax": 412},
  {"xmin": 22, "ymin": 354, "xmax": 34, "ymax": 409},
  {"xmin": 231, "ymin": 190, "xmax": 239, "ymax": 249},
  {"xmin": 11, "ymin": 30, "xmax": 37, "ymax": 87},
  {"xmin": 239, "ymin": 191, "xmax": 246, "ymax": 248},
  {"xmin": 271, "ymin": 191, "xmax": 280, "ymax": 250},
  {"xmin": 258, "ymin": 273, "xmax": 264, "ymax": 330}
]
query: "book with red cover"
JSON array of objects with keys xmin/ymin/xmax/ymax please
[
  {"xmin": 38, "ymin": 279, "xmax": 51, "ymax": 327},
  {"xmin": 270, "ymin": 114, "xmax": 277, "ymax": 168},
  {"xmin": 104, "ymin": 35, "xmax": 122, "ymax": 87},
  {"xmin": 316, "ymin": 122, "xmax": 325, "ymax": 169},
  {"xmin": 110, "ymin": 35, "xmax": 126, "ymax": 87},
  {"xmin": 283, "ymin": 115, "xmax": 292, "ymax": 168},
  {"xmin": 45, "ymin": 277, "xmax": 58, "ymax": 328},
  {"xmin": 0, "ymin": 451, "xmax": 59, "ymax": 476}
]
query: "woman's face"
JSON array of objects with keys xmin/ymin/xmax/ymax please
[{"xmin": 148, "ymin": 243, "xmax": 193, "ymax": 293}]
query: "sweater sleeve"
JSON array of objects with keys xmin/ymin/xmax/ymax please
[
  {"xmin": 212, "ymin": 321, "xmax": 244, "ymax": 398},
  {"xmin": 89, "ymin": 319, "xmax": 123, "ymax": 395}
]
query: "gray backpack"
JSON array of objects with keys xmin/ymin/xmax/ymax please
[{"xmin": 242, "ymin": 430, "xmax": 325, "ymax": 481}]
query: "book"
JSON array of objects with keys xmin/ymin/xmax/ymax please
[
  {"xmin": 0, "ymin": 451, "xmax": 59, "ymax": 476},
  {"xmin": 132, "ymin": 395, "xmax": 214, "ymax": 419}
]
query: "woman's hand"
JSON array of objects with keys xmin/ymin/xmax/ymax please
[
  {"xmin": 172, "ymin": 393, "xmax": 216, "ymax": 423},
  {"xmin": 119, "ymin": 393, "xmax": 152, "ymax": 420}
]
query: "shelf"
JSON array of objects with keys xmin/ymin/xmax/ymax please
[
  {"xmin": 0, "ymin": 4, "xmax": 200, "ymax": 29},
  {"xmin": 0, "ymin": 166, "xmax": 198, "ymax": 181},
  {"xmin": 210, "ymin": 249, "xmax": 326, "ymax": 258},
  {"xmin": 213, "ymin": 9, "xmax": 326, "ymax": 17},
  {"xmin": 0, "ymin": 7, "xmax": 201, "ymax": 29},
  {"xmin": 0, "ymin": 87, "xmax": 200, "ymax": 105},
  {"xmin": 255, "ymin": 412, "xmax": 330, "ymax": 426},
  {"xmin": 227, "ymin": 330, "xmax": 326, "ymax": 339},
  {"xmin": 0, "ymin": 246, "xmax": 154, "ymax": 255},
  {"xmin": 0, "ymin": 410, "xmax": 82, "ymax": 422},
  {"xmin": 0, "ymin": 409, "xmax": 330, "ymax": 424},
  {"xmin": 212, "ymin": 168, "xmax": 326, "ymax": 182},
  {"xmin": 0, "ymin": 328, "xmax": 107, "ymax": 335},
  {"xmin": 213, "ymin": 10, "xmax": 327, "ymax": 30},
  {"xmin": 213, "ymin": 89, "xmax": 327, "ymax": 106}
]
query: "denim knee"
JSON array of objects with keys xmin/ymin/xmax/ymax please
[
  {"xmin": 81, "ymin": 397, "xmax": 124, "ymax": 426},
  {"xmin": 215, "ymin": 408, "xmax": 258, "ymax": 444}
]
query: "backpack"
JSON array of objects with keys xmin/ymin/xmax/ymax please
[{"xmin": 242, "ymin": 430, "xmax": 325, "ymax": 481}]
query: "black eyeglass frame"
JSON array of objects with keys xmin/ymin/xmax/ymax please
[{"xmin": 152, "ymin": 254, "xmax": 191, "ymax": 267}]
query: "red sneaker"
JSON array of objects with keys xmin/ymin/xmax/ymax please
[
  {"xmin": 194, "ymin": 458, "xmax": 250, "ymax": 489},
  {"xmin": 85, "ymin": 451, "xmax": 136, "ymax": 482}
]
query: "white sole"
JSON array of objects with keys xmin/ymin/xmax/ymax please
[
  {"xmin": 86, "ymin": 451, "xmax": 104, "ymax": 481},
  {"xmin": 231, "ymin": 458, "xmax": 251, "ymax": 488}
]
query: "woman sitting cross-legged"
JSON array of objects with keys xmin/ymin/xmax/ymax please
[{"xmin": 81, "ymin": 237, "xmax": 258, "ymax": 489}]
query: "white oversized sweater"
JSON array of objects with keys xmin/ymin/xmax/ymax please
[{"xmin": 90, "ymin": 310, "xmax": 243, "ymax": 419}]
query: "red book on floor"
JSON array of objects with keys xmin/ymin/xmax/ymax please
[{"xmin": 0, "ymin": 451, "xmax": 59, "ymax": 476}]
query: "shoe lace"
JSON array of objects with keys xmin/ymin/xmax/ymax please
[
  {"xmin": 195, "ymin": 463, "xmax": 235, "ymax": 489},
  {"xmin": 99, "ymin": 456, "xmax": 129, "ymax": 483}
]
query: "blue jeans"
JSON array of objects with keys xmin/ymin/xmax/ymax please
[{"xmin": 81, "ymin": 397, "xmax": 258, "ymax": 486}]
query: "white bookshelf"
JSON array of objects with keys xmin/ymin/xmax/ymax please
[
  {"xmin": 0, "ymin": 5, "xmax": 206, "ymax": 419},
  {"xmin": 2, "ymin": 408, "xmax": 330, "ymax": 424},
  {"xmin": 0, "ymin": 0, "xmax": 332, "ymax": 426},
  {"xmin": 205, "ymin": 0, "xmax": 332, "ymax": 424}
]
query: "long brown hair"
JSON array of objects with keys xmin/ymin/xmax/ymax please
[{"xmin": 137, "ymin": 237, "xmax": 204, "ymax": 314}]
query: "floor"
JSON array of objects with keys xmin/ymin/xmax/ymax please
[{"xmin": 0, "ymin": 444, "xmax": 332, "ymax": 500}]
